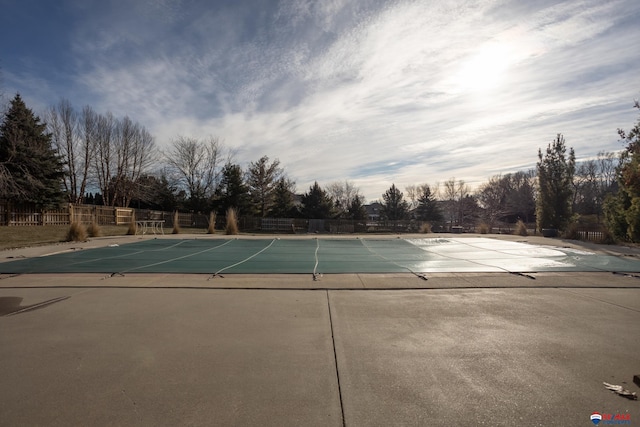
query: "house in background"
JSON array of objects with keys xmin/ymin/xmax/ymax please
[{"xmin": 365, "ymin": 202, "xmax": 383, "ymax": 222}]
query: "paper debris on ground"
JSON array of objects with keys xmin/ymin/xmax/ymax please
[{"xmin": 603, "ymin": 382, "xmax": 638, "ymax": 400}]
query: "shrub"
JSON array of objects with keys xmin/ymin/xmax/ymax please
[
  {"xmin": 514, "ymin": 220, "xmax": 528, "ymax": 236},
  {"xmin": 562, "ymin": 221, "xmax": 581, "ymax": 240},
  {"xmin": 207, "ymin": 211, "xmax": 217, "ymax": 234},
  {"xmin": 225, "ymin": 208, "xmax": 239, "ymax": 235},
  {"xmin": 66, "ymin": 221, "xmax": 87, "ymax": 242},
  {"xmin": 172, "ymin": 211, "xmax": 181, "ymax": 234},
  {"xmin": 598, "ymin": 228, "xmax": 616, "ymax": 245},
  {"xmin": 87, "ymin": 220, "xmax": 102, "ymax": 237},
  {"xmin": 477, "ymin": 223, "xmax": 490, "ymax": 234},
  {"xmin": 127, "ymin": 212, "xmax": 137, "ymax": 235},
  {"xmin": 420, "ymin": 222, "xmax": 432, "ymax": 234}
]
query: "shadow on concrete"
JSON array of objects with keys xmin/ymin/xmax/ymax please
[{"xmin": 0, "ymin": 296, "xmax": 69, "ymax": 316}]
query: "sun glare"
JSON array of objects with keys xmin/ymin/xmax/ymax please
[{"xmin": 454, "ymin": 43, "xmax": 512, "ymax": 92}]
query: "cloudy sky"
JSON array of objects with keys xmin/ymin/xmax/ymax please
[{"xmin": 1, "ymin": 0, "xmax": 639, "ymax": 201}]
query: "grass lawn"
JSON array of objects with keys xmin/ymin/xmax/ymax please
[
  {"xmin": 0, "ymin": 225, "xmax": 131, "ymax": 250},
  {"xmin": 0, "ymin": 224, "xmax": 215, "ymax": 250}
]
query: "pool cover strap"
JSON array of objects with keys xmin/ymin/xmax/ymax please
[{"xmin": 2, "ymin": 237, "xmax": 640, "ymax": 275}]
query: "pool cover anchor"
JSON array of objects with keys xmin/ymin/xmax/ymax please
[
  {"xmin": 313, "ymin": 273, "xmax": 323, "ymax": 281},
  {"xmin": 510, "ymin": 271, "xmax": 536, "ymax": 280},
  {"xmin": 612, "ymin": 271, "xmax": 640, "ymax": 279},
  {"xmin": 101, "ymin": 272, "xmax": 125, "ymax": 280},
  {"xmin": 207, "ymin": 273, "xmax": 224, "ymax": 280}
]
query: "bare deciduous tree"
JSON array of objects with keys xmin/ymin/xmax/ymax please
[
  {"xmin": 77, "ymin": 106, "xmax": 96, "ymax": 203},
  {"xmin": 476, "ymin": 175, "xmax": 507, "ymax": 230},
  {"xmin": 91, "ymin": 112, "xmax": 155, "ymax": 207},
  {"xmin": 597, "ymin": 151, "xmax": 618, "ymax": 191},
  {"xmin": 475, "ymin": 172, "xmax": 536, "ymax": 227},
  {"xmin": 47, "ymin": 100, "xmax": 96, "ymax": 204},
  {"xmin": 112, "ymin": 118, "xmax": 156, "ymax": 207},
  {"xmin": 327, "ymin": 180, "xmax": 361, "ymax": 218},
  {"xmin": 573, "ymin": 160, "xmax": 598, "ymax": 214},
  {"xmin": 93, "ymin": 111, "xmax": 115, "ymax": 206},
  {"xmin": 443, "ymin": 178, "xmax": 470, "ymax": 229},
  {"xmin": 572, "ymin": 151, "xmax": 619, "ymax": 218},
  {"xmin": 0, "ymin": 153, "xmax": 26, "ymax": 200},
  {"xmin": 165, "ymin": 135, "xmax": 224, "ymax": 211},
  {"xmin": 405, "ymin": 184, "xmax": 418, "ymax": 210},
  {"xmin": 48, "ymin": 99, "xmax": 77, "ymax": 201}
]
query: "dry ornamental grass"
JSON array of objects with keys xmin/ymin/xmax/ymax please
[
  {"xmin": 172, "ymin": 211, "xmax": 181, "ymax": 234},
  {"xmin": 225, "ymin": 208, "xmax": 239, "ymax": 235},
  {"xmin": 514, "ymin": 220, "xmax": 528, "ymax": 236},
  {"xmin": 87, "ymin": 221, "xmax": 102, "ymax": 237},
  {"xmin": 207, "ymin": 212, "xmax": 217, "ymax": 234},
  {"xmin": 127, "ymin": 212, "xmax": 137, "ymax": 235},
  {"xmin": 66, "ymin": 222, "xmax": 87, "ymax": 242}
]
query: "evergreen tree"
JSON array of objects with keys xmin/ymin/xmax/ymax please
[
  {"xmin": 155, "ymin": 174, "xmax": 179, "ymax": 212},
  {"xmin": 536, "ymin": 134, "xmax": 575, "ymax": 231},
  {"xmin": 347, "ymin": 194, "xmax": 368, "ymax": 220},
  {"xmin": 415, "ymin": 184, "xmax": 443, "ymax": 222},
  {"xmin": 269, "ymin": 177, "xmax": 298, "ymax": 217},
  {"xmin": 505, "ymin": 171, "xmax": 536, "ymax": 223},
  {"xmin": 129, "ymin": 174, "xmax": 178, "ymax": 211},
  {"xmin": 216, "ymin": 163, "xmax": 250, "ymax": 215},
  {"xmin": 301, "ymin": 182, "xmax": 334, "ymax": 219},
  {"xmin": 381, "ymin": 184, "xmax": 409, "ymax": 220},
  {"xmin": 0, "ymin": 94, "xmax": 64, "ymax": 207},
  {"xmin": 604, "ymin": 101, "xmax": 640, "ymax": 241},
  {"xmin": 246, "ymin": 155, "xmax": 283, "ymax": 217}
]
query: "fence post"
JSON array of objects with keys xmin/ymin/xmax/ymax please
[{"xmin": 68, "ymin": 204, "xmax": 74, "ymax": 224}]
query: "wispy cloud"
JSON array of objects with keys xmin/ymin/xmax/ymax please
[{"xmin": 3, "ymin": 0, "xmax": 639, "ymax": 200}]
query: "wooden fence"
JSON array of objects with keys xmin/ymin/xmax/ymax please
[
  {"xmin": 67, "ymin": 205, "xmax": 127, "ymax": 225},
  {"xmin": 1, "ymin": 204, "xmax": 70, "ymax": 226},
  {"xmin": 0, "ymin": 203, "xmax": 131, "ymax": 227},
  {"xmin": 0, "ymin": 202, "xmax": 610, "ymax": 241}
]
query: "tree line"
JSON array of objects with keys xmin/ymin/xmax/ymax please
[{"xmin": 1, "ymin": 94, "xmax": 639, "ymax": 241}]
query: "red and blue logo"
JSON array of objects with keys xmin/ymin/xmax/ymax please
[
  {"xmin": 591, "ymin": 412, "xmax": 603, "ymax": 425},
  {"xmin": 591, "ymin": 412, "xmax": 631, "ymax": 425}
]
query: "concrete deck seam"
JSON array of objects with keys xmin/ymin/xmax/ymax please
[
  {"xmin": 2, "ymin": 285, "xmax": 640, "ymax": 291},
  {"xmin": 326, "ymin": 290, "xmax": 346, "ymax": 427},
  {"xmin": 556, "ymin": 288, "xmax": 640, "ymax": 313}
]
